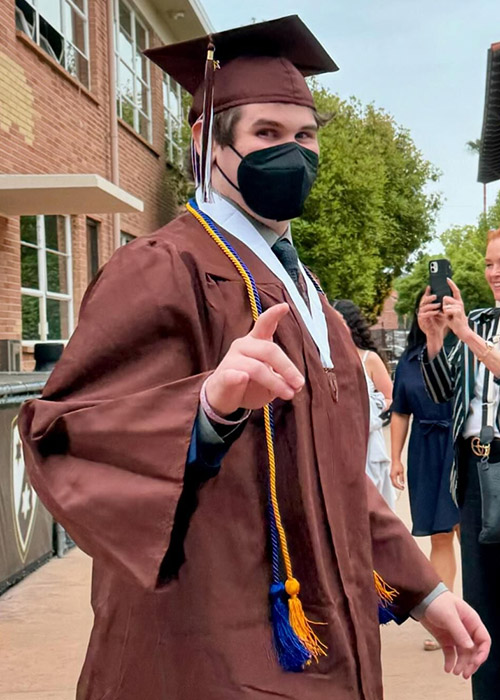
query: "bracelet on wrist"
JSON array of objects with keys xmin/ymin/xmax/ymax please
[
  {"xmin": 478, "ymin": 339, "xmax": 494, "ymax": 363},
  {"xmin": 200, "ymin": 377, "xmax": 250, "ymax": 426}
]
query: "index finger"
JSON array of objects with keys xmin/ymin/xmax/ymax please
[
  {"xmin": 421, "ymin": 286, "xmax": 437, "ymax": 304},
  {"xmin": 250, "ymin": 303, "xmax": 290, "ymax": 341},
  {"xmin": 467, "ymin": 611, "xmax": 491, "ymax": 669}
]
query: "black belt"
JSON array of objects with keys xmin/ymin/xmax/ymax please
[{"xmin": 463, "ymin": 436, "xmax": 500, "ymax": 461}]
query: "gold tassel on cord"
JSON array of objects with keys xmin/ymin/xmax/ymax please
[
  {"xmin": 285, "ymin": 578, "xmax": 327, "ymax": 661},
  {"xmin": 373, "ymin": 570, "xmax": 398, "ymax": 605}
]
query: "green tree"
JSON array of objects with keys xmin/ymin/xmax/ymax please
[
  {"xmin": 466, "ymin": 138, "xmax": 487, "ymax": 216},
  {"xmin": 165, "ymin": 90, "xmax": 196, "ymax": 209},
  {"xmin": 393, "ymin": 254, "xmax": 433, "ymax": 317},
  {"xmin": 466, "ymin": 139, "xmax": 481, "ymax": 153},
  {"xmin": 292, "ymin": 85, "xmax": 442, "ymax": 321},
  {"xmin": 395, "ymin": 191, "xmax": 500, "ymax": 316}
]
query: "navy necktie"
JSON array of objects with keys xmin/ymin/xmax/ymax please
[{"xmin": 271, "ymin": 238, "xmax": 310, "ymax": 307}]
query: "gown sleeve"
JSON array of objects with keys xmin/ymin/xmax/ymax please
[
  {"xmin": 366, "ymin": 476, "xmax": 440, "ymax": 619},
  {"xmin": 19, "ymin": 236, "xmax": 219, "ymax": 591}
]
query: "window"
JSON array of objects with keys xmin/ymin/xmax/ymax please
[
  {"xmin": 163, "ymin": 75, "xmax": 184, "ymax": 168},
  {"xmin": 115, "ymin": 0, "xmax": 151, "ymax": 141},
  {"xmin": 15, "ymin": 0, "xmax": 90, "ymax": 89},
  {"xmin": 20, "ymin": 215, "xmax": 73, "ymax": 342},
  {"xmin": 120, "ymin": 231, "xmax": 135, "ymax": 246},
  {"xmin": 86, "ymin": 218, "xmax": 99, "ymax": 281}
]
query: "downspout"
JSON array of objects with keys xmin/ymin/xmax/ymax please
[{"xmin": 107, "ymin": 0, "xmax": 121, "ymax": 250}]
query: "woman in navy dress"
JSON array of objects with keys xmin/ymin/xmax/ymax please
[{"xmin": 390, "ymin": 292, "xmax": 459, "ymax": 650}]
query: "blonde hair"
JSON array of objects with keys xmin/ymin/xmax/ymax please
[{"xmin": 487, "ymin": 227, "xmax": 500, "ymax": 245}]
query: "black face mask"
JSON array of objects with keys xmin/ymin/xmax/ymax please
[{"xmin": 216, "ymin": 142, "xmax": 319, "ymax": 221}]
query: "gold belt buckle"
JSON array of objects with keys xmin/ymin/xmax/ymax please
[{"xmin": 471, "ymin": 437, "xmax": 491, "ymax": 459}]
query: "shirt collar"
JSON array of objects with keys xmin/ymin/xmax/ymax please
[
  {"xmin": 406, "ymin": 345, "xmax": 422, "ymax": 361},
  {"xmin": 216, "ymin": 191, "xmax": 292, "ymax": 248}
]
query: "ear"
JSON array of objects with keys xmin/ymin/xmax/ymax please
[
  {"xmin": 191, "ymin": 119, "xmax": 220, "ymax": 163},
  {"xmin": 191, "ymin": 120, "xmax": 202, "ymax": 157}
]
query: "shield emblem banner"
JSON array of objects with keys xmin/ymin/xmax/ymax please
[{"xmin": 11, "ymin": 416, "xmax": 38, "ymax": 561}]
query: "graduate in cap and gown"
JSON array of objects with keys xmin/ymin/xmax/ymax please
[{"xmin": 19, "ymin": 16, "xmax": 490, "ymax": 700}]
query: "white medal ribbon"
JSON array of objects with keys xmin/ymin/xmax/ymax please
[{"xmin": 196, "ymin": 189, "xmax": 333, "ymax": 368}]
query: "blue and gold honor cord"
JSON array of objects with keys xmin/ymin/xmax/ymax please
[{"xmin": 186, "ymin": 199, "xmax": 398, "ymax": 670}]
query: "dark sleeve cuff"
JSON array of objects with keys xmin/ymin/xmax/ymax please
[{"xmin": 187, "ymin": 405, "xmax": 249, "ymax": 473}]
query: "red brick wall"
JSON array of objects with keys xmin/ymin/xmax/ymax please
[
  {"xmin": 372, "ymin": 291, "xmax": 400, "ymax": 330},
  {"xmin": 0, "ymin": 217, "xmax": 22, "ymax": 340},
  {"xmin": 0, "ymin": 0, "xmax": 180, "ymax": 365}
]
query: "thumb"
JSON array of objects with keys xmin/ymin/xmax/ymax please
[
  {"xmin": 205, "ymin": 369, "xmax": 249, "ymax": 415},
  {"xmin": 250, "ymin": 303, "xmax": 289, "ymax": 341}
]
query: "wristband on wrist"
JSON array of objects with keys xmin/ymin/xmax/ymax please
[{"xmin": 200, "ymin": 377, "xmax": 251, "ymax": 426}]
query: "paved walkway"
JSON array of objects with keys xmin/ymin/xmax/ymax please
[
  {"xmin": 381, "ymin": 494, "xmax": 468, "ymax": 699},
  {"xmin": 0, "ymin": 445, "xmax": 470, "ymax": 699}
]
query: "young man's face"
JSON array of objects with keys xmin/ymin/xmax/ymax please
[
  {"xmin": 199, "ymin": 102, "xmax": 320, "ymax": 232},
  {"xmin": 226, "ymin": 102, "xmax": 319, "ymax": 156}
]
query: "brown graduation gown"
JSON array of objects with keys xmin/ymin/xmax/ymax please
[{"xmin": 19, "ymin": 211, "xmax": 439, "ymax": 700}]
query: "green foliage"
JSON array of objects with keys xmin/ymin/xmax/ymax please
[
  {"xmin": 292, "ymin": 84, "xmax": 441, "ymax": 321},
  {"xmin": 395, "ymin": 191, "xmax": 500, "ymax": 316},
  {"xmin": 393, "ymin": 255, "xmax": 433, "ymax": 317},
  {"xmin": 466, "ymin": 139, "xmax": 481, "ymax": 153},
  {"xmin": 165, "ymin": 90, "xmax": 196, "ymax": 208}
]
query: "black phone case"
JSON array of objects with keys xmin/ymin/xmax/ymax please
[{"xmin": 429, "ymin": 259, "xmax": 452, "ymax": 304}]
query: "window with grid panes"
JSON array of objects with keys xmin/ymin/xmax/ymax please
[
  {"xmin": 163, "ymin": 74, "xmax": 184, "ymax": 169},
  {"xmin": 15, "ymin": 0, "xmax": 90, "ymax": 88},
  {"xmin": 20, "ymin": 215, "xmax": 74, "ymax": 342},
  {"xmin": 115, "ymin": 0, "xmax": 151, "ymax": 141}
]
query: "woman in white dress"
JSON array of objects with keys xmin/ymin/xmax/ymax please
[{"xmin": 334, "ymin": 300, "xmax": 395, "ymax": 509}]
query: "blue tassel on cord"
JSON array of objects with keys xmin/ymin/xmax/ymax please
[
  {"xmin": 378, "ymin": 603, "xmax": 397, "ymax": 624},
  {"xmin": 269, "ymin": 582, "xmax": 311, "ymax": 672}
]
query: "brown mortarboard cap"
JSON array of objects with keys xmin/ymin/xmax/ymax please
[{"xmin": 144, "ymin": 15, "xmax": 338, "ymax": 125}]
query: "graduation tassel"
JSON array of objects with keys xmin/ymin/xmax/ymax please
[
  {"xmin": 267, "ymin": 455, "xmax": 311, "ymax": 671},
  {"xmin": 269, "ymin": 582, "xmax": 312, "ymax": 671},
  {"xmin": 264, "ymin": 404, "xmax": 328, "ymax": 663},
  {"xmin": 200, "ymin": 41, "xmax": 219, "ymax": 203},
  {"xmin": 286, "ymin": 577, "xmax": 328, "ymax": 660},
  {"xmin": 190, "ymin": 134, "xmax": 201, "ymax": 189},
  {"xmin": 374, "ymin": 570, "xmax": 398, "ymax": 624}
]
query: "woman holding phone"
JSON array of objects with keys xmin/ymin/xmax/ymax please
[
  {"xmin": 419, "ymin": 227, "xmax": 500, "ymax": 699},
  {"xmin": 391, "ymin": 291, "xmax": 459, "ymax": 651}
]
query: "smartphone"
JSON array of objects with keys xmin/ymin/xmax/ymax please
[{"xmin": 429, "ymin": 259, "xmax": 452, "ymax": 307}]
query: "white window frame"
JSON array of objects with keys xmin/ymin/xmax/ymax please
[
  {"xmin": 114, "ymin": 0, "xmax": 152, "ymax": 142},
  {"xmin": 15, "ymin": 0, "xmax": 90, "ymax": 89},
  {"xmin": 20, "ymin": 215, "xmax": 74, "ymax": 344},
  {"xmin": 120, "ymin": 231, "xmax": 136, "ymax": 246},
  {"xmin": 163, "ymin": 74, "xmax": 184, "ymax": 169}
]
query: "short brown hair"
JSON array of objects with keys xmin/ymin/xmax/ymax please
[{"xmin": 213, "ymin": 107, "xmax": 243, "ymax": 147}]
